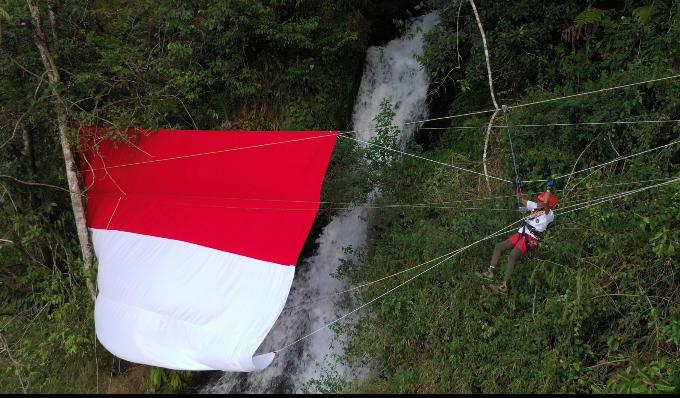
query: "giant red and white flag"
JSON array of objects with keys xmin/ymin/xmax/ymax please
[{"xmin": 81, "ymin": 129, "xmax": 338, "ymax": 371}]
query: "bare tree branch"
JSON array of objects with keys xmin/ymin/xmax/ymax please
[
  {"xmin": 469, "ymin": 0, "xmax": 499, "ymax": 110},
  {"xmin": 0, "ymin": 174, "xmax": 70, "ymax": 192},
  {"xmin": 0, "ymin": 71, "xmax": 48, "ymax": 151},
  {"xmin": 0, "ymin": 332, "xmax": 28, "ymax": 393},
  {"xmin": 469, "ymin": 0, "xmax": 500, "ymax": 192},
  {"xmin": 26, "ymin": 0, "xmax": 96, "ymax": 301},
  {"xmin": 428, "ymin": 0, "xmax": 464, "ymax": 97},
  {"xmin": 0, "ymin": 182, "xmax": 18, "ymax": 212},
  {"xmin": 563, "ymin": 133, "xmax": 602, "ymax": 197}
]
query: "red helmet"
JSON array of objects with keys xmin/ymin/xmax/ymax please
[{"xmin": 537, "ymin": 192, "xmax": 558, "ymax": 209}]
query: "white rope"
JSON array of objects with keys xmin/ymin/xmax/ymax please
[
  {"xmin": 509, "ymin": 74, "xmax": 680, "ymax": 111},
  {"xmin": 522, "ymin": 139, "xmax": 679, "ymax": 183},
  {"xmin": 418, "ymin": 119, "xmax": 680, "ymax": 130},
  {"xmin": 282, "ymin": 176, "xmax": 679, "ymax": 313},
  {"xmin": 105, "ymin": 197, "xmax": 122, "ymax": 230},
  {"xmin": 82, "ymin": 132, "xmax": 676, "ymax": 200},
  {"xmin": 84, "ymin": 117, "xmax": 676, "ymax": 186},
  {"xmin": 394, "ymin": 73, "xmax": 680, "ymax": 129},
  {"xmin": 341, "ymin": 73, "xmax": 680, "ymax": 138},
  {"xmin": 556, "ymin": 177, "xmax": 680, "ymax": 215},
  {"xmin": 90, "ymin": 132, "xmax": 340, "ymax": 171},
  {"xmin": 345, "ymin": 205, "xmax": 514, "ymax": 211},
  {"xmin": 274, "ymin": 254, "xmax": 457, "ymax": 353},
  {"xmin": 274, "ymin": 217, "xmax": 523, "ymax": 353},
  {"xmin": 282, "ymin": 249, "xmax": 465, "ymax": 313},
  {"xmin": 282, "ymin": 218, "xmax": 523, "ymax": 313},
  {"xmin": 401, "ymin": 107, "xmax": 498, "ymax": 127},
  {"xmin": 85, "ymin": 175, "xmax": 678, "ymax": 212},
  {"xmin": 86, "ymin": 130, "xmax": 514, "ymax": 183},
  {"xmin": 84, "ymin": 193, "xmax": 520, "ymax": 212},
  {"xmin": 338, "ymin": 134, "xmax": 512, "ymax": 183},
  {"xmin": 272, "ymin": 177, "xmax": 680, "ymax": 354},
  {"xmin": 555, "ymin": 176, "xmax": 679, "ymax": 194},
  {"xmin": 80, "ymin": 73, "xmax": 679, "ymax": 184}
]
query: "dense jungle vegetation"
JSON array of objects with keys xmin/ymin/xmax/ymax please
[{"xmin": 1, "ymin": 0, "xmax": 679, "ymax": 394}]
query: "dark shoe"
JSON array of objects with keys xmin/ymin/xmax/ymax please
[
  {"xmin": 489, "ymin": 282, "xmax": 508, "ymax": 295},
  {"xmin": 475, "ymin": 268, "xmax": 495, "ymax": 281}
]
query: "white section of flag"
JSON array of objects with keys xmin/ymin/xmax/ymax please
[{"xmin": 91, "ymin": 228, "xmax": 295, "ymax": 371}]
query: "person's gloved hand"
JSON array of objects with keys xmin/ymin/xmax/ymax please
[
  {"xmin": 514, "ymin": 177, "xmax": 522, "ymax": 194},
  {"xmin": 546, "ymin": 178, "xmax": 556, "ymax": 191}
]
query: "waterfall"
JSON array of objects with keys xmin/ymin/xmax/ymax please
[{"xmin": 201, "ymin": 11, "xmax": 440, "ymax": 394}]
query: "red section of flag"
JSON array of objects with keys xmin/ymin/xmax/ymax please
[{"xmin": 81, "ymin": 129, "xmax": 338, "ymax": 265}]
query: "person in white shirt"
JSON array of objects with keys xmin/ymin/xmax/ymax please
[{"xmin": 476, "ymin": 179, "xmax": 558, "ymax": 294}]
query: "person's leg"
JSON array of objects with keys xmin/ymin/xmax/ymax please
[
  {"xmin": 491, "ymin": 238, "xmax": 526, "ymax": 294},
  {"xmin": 504, "ymin": 246, "xmax": 524, "ymax": 283},
  {"xmin": 490, "ymin": 240, "xmax": 514, "ymax": 270},
  {"xmin": 477, "ymin": 239, "xmax": 514, "ymax": 279}
]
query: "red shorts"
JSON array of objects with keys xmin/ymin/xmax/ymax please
[{"xmin": 507, "ymin": 233, "xmax": 538, "ymax": 255}]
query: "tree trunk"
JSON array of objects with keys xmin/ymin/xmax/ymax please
[
  {"xmin": 469, "ymin": 0, "xmax": 499, "ymax": 110},
  {"xmin": 469, "ymin": 0, "xmax": 500, "ymax": 192},
  {"xmin": 26, "ymin": 0, "xmax": 96, "ymax": 301}
]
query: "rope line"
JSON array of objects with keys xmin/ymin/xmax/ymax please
[
  {"xmin": 506, "ymin": 110, "xmax": 520, "ymax": 182},
  {"xmin": 273, "ymin": 217, "xmax": 523, "ymax": 353},
  {"xmin": 87, "ymin": 131, "xmax": 513, "ymax": 184},
  {"xmin": 272, "ymin": 177, "xmax": 679, "ymax": 354},
  {"xmin": 77, "ymin": 74, "xmax": 678, "ymax": 191},
  {"xmin": 282, "ymin": 220, "xmax": 522, "ymax": 314},
  {"xmin": 392, "ymin": 73, "xmax": 680, "ymax": 129},
  {"xmin": 509, "ymin": 74, "xmax": 680, "ymax": 111},
  {"xmin": 84, "ymin": 176, "xmax": 678, "ymax": 212},
  {"xmin": 89, "ymin": 132, "xmax": 341, "ymax": 171},
  {"xmin": 340, "ymin": 128, "xmax": 676, "ymax": 187},
  {"xmin": 557, "ymin": 177, "xmax": 680, "ymax": 214},
  {"xmin": 523, "ymin": 139, "xmax": 680, "ymax": 183},
  {"xmin": 280, "ymin": 176, "xmax": 679, "ymax": 314},
  {"xmin": 84, "ymin": 193, "xmax": 520, "ymax": 212},
  {"xmin": 337, "ymin": 134, "xmax": 512, "ymax": 183},
  {"xmin": 417, "ymin": 119, "xmax": 680, "ymax": 130}
]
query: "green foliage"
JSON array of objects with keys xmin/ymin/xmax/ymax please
[
  {"xmin": 366, "ymin": 98, "xmax": 401, "ymax": 167},
  {"xmin": 0, "ymin": 0, "xmax": 398, "ymax": 393},
  {"xmin": 0, "ymin": 6, "xmax": 10, "ymax": 22},
  {"xmin": 148, "ymin": 367, "xmax": 165, "ymax": 392},
  {"xmin": 148, "ymin": 367, "xmax": 190, "ymax": 393},
  {"xmin": 1, "ymin": 0, "xmax": 678, "ymax": 394},
  {"xmin": 574, "ymin": 7, "xmax": 609, "ymax": 26},
  {"xmin": 327, "ymin": 0, "xmax": 680, "ymax": 394},
  {"xmin": 632, "ymin": 3, "xmax": 661, "ymax": 26},
  {"xmin": 595, "ymin": 359, "xmax": 680, "ymax": 393}
]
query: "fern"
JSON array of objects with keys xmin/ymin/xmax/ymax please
[
  {"xmin": 0, "ymin": 6, "xmax": 10, "ymax": 22},
  {"xmin": 574, "ymin": 7, "xmax": 607, "ymax": 26},
  {"xmin": 633, "ymin": 3, "xmax": 660, "ymax": 26}
]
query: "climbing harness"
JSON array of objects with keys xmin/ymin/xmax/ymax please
[
  {"xmin": 503, "ymin": 104, "xmax": 544, "ymax": 250},
  {"xmin": 519, "ymin": 221, "xmax": 547, "ymax": 255},
  {"xmin": 506, "ymin": 99, "xmax": 557, "ymax": 251}
]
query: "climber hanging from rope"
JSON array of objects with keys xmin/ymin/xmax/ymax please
[{"xmin": 475, "ymin": 178, "xmax": 558, "ymax": 294}]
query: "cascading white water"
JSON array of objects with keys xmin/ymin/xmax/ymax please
[
  {"xmin": 201, "ymin": 11, "xmax": 440, "ymax": 394},
  {"xmin": 352, "ymin": 12, "xmax": 440, "ymax": 146}
]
